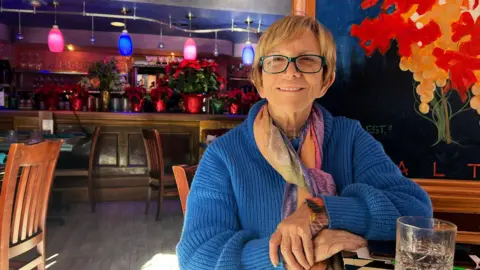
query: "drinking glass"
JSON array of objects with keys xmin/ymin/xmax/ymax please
[
  {"xmin": 29, "ymin": 130, "xmax": 44, "ymax": 144},
  {"xmin": 6, "ymin": 130, "xmax": 17, "ymax": 143},
  {"xmin": 395, "ymin": 216, "xmax": 457, "ymax": 270}
]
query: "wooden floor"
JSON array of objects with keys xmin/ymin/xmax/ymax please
[{"xmin": 43, "ymin": 199, "xmax": 184, "ymax": 270}]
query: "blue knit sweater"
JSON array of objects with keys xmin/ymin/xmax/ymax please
[{"xmin": 176, "ymin": 100, "xmax": 433, "ymax": 270}]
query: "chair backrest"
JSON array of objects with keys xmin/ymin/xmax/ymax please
[
  {"xmin": 172, "ymin": 165, "xmax": 198, "ymax": 215},
  {"xmin": 141, "ymin": 129, "xmax": 164, "ymax": 180},
  {"xmin": 88, "ymin": 127, "xmax": 102, "ymax": 174},
  {"xmin": 0, "ymin": 140, "xmax": 63, "ymax": 266}
]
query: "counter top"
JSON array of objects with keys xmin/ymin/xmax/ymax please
[{"xmin": 0, "ymin": 110, "xmax": 247, "ymax": 122}]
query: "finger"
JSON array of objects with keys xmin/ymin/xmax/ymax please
[
  {"xmin": 281, "ymin": 236, "xmax": 303, "ymax": 270},
  {"xmin": 300, "ymin": 229, "xmax": 314, "ymax": 267},
  {"xmin": 269, "ymin": 231, "xmax": 282, "ymax": 267},
  {"xmin": 291, "ymin": 235, "xmax": 310, "ymax": 269}
]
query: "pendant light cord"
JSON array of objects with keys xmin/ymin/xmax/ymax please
[
  {"xmin": 18, "ymin": 12, "xmax": 21, "ymax": 33},
  {"xmin": 91, "ymin": 15, "xmax": 94, "ymax": 35},
  {"xmin": 160, "ymin": 25, "xmax": 163, "ymax": 42},
  {"xmin": 189, "ymin": 16, "xmax": 192, "ymax": 37},
  {"xmin": 54, "ymin": 4, "xmax": 57, "ymax": 25}
]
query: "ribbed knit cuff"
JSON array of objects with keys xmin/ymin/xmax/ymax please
[
  {"xmin": 321, "ymin": 195, "xmax": 370, "ymax": 237},
  {"xmin": 241, "ymin": 237, "xmax": 277, "ymax": 269}
]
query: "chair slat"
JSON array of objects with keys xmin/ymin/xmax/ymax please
[{"xmin": 11, "ymin": 166, "xmax": 30, "ymax": 245}]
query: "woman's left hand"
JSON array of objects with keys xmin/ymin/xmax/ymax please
[{"xmin": 269, "ymin": 203, "xmax": 314, "ymax": 270}]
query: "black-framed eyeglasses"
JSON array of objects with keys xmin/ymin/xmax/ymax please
[{"xmin": 259, "ymin": 54, "xmax": 326, "ymax": 74}]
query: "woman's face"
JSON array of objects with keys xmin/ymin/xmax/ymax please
[{"xmin": 258, "ymin": 30, "xmax": 334, "ymax": 113}]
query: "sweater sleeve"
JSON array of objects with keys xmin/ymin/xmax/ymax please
[
  {"xmin": 176, "ymin": 144, "xmax": 277, "ymax": 270},
  {"xmin": 321, "ymin": 121, "xmax": 433, "ymax": 240}
]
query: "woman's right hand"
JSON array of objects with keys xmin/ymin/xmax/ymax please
[{"xmin": 312, "ymin": 229, "xmax": 367, "ymax": 263}]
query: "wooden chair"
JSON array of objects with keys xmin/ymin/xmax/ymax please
[
  {"xmin": 54, "ymin": 127, "xmax": 101, "ymax": 212},
  {"xmin": 141, "ymin": 129, "xmax": 178, "ymax": 221},
  {"xmin": 0, "ymin": 140, "xmax": 63, "ymax": 270},
  {"xmin": 172, "ymin": 165, "xmax": 198, "ymax": 215}
]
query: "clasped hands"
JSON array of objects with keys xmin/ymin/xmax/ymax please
[{"xmin": 269, "ymin": 203, "xmax": 366, "ymax": 270}]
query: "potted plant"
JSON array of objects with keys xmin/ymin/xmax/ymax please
[
  {"xmin": 225, "ymin": 88, "xmax": 246, "ymax": 114},
  {"xmin": 79, "ymin": 57, "xmax": 124, "ymax": 112},
  {"xmin": 150, "ymin": 85, "xmax": 173, "ymax": 112},
  {"xmin": 124, "ymin": 86, "xmax": 146, "ymax": 112},
  {"xmin": 34, "ymin": 83, "xmax": 63, "ymax": 110},
  {"xmin": 65, "ymin": 83, "xmax": 89, "ymax": 111},
  {"xmin": 167, "ymin": 59, "xmax": 225, "ymax": 113}
]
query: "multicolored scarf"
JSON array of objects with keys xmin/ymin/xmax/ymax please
[
  {"xmin": 253, "ymin": 103, "xmax": 343, "ymax": 269},
  {"xmin": 253, "ymin": 103, "xmax": 337, "ymax": 219}
]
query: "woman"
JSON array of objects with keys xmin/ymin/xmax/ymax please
[{"xmin": 176, "ymin": 15, "xmax": 433, "ymax": 270}]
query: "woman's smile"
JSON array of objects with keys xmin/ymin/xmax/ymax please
[{"xmin": 276, "ymin": 87, "xmax": 306, "ymax": 92}]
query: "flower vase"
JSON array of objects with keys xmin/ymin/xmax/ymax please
[
  {"xmin": 229, "ymin": 102, "xmax": 240, "ymax": 114},
  {"xmin": 131, "ymin": 100, "xmax": 143, "ymax": 112},
  {"xmin": 211, "ymin": 99, "xmax": 225, "ymax": 114},
  {"xmin": 101, "ymin": 90, "xmax": 110, "ymax": 112},
  {"xmin": 183, "ymin": 94, "xmax": 204, "ymax": 114},
  {"xmin": 156, "ymin": 100, "xmax": 166, "ymax": 112}
]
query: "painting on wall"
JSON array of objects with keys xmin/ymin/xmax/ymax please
[{"xmin": 315, "ymin": 0, "xmax": 480, "ymax": 180}]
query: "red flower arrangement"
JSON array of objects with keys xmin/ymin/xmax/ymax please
[
  {"xmin": 167, "ymin": 59, "xmax": 225, "ymax": 94},
  {"xmin": 65, "ymin": 83, "xmax": 89, "ymax": 111},
  {"xmin": 124, "ymin": 86, "xmax": 146, "ymax": 112},
  {"xmin": 150, "ymin": 86, "xmax": 173, "ymax": 102},
  {"xmin": 35, "ymin": 83, "xmax": 64, "ymax": 110},
  {"xmin": 124, "ymin": 86, "xmax": 146, "ymax": 104}
]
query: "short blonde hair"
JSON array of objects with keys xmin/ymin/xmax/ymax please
[{"xmin": 250, "ymin": 15, "xmax": 337, "ymax": 88}]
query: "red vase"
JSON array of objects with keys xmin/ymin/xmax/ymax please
[
  {"xmin": 229, "ymin": 103, "xmax": 240, "ymax": 114},
  {"xmin": 71, "ymin": 98, "xmax": 84, "ymax": 111},
  {"xmin": 131, "ymin": 102, "xmax": 142, "ymax": 112},
  {"xmin": 156, "ymin": 100, "xmax": 166, "ymax": 112},
  {"xmin": 183, "ymin": 94, "xmax": 204, "ymax": 114}
]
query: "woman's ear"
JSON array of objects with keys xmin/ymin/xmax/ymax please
[{"xmin": 319, "ymin": 72, "xmax": 336, "ymax": 97}]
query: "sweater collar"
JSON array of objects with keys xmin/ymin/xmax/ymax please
[{"xmin": 246, "ymin": 99, "xmax": 334, "ymax": 147}]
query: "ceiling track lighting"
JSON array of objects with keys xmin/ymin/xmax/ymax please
[{"xmin": 0, "ymin": 5, "xmax": 261, "ymax": 35}]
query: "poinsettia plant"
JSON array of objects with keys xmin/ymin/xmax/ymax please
[
  {"xmin": 167, "ymin": 59, "xmax": 226, "ymax": 95},
  {"xmin": 150, "ymin": 86, "xmax": 173, "ymax": 102},
  {"xmin": 124, "ymin": 86, "xmax": 146, "ymax": 104},
  {"xmin": 34, "ymin": 83, "xmax": 64, "ymax": 100},
  {"xmin": 64, "ymin": 83, "xmax": 89, "ymax": 100}
]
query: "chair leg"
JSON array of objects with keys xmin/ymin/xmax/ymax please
[
  {"xmin": 145, "ymin": 177, "xmax": 152, "ymax": 215},
  {"xmin": 36, "ymin": 240, "xmax": 46, "ymax": 270},
  {"xmin": 156, "ymin": 181, "xmax": 164, "ymax": 221},
  {"xmin": 88, "ymin": 173, "xmax": 95, "ymax": 213}
]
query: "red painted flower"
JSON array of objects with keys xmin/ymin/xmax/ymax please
[
  {"xmin": 360, "ymin": 0, "xmax": 436, "ymax": 15},
  {"xmin": 351, "ymin": 13, "xmax": 441, "ymax": 57},
  {"xmin": 452, "ymin": 12, "xmax": 480, "ymax": 57},
  {"xmin": 433, "ymin": 48, "xmax": 480, "ymax": 101}
]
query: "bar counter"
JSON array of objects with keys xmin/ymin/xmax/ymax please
[{"xmin": 0, "ymin": 110, "xmax": 245, "ymax": 202}]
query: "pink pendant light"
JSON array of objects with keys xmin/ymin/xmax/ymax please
[
  {"xmin": 48, "ymin": 4, "xmax": 64, "ymax": 53},
  {"xmin": 48, "ymin": 25, "xmax": 64, "ymax": 53},
  {"xmin": 183, "ymin": 38, "xmax": 197, "ymax": 60}
]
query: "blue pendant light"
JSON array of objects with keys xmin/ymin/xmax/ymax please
[
  {"xmin": 118, "ymin": 29, "xmax": 133, "ymax": 56},
  {"xmin": 242, "ymin": 18, "xmax": 255, "ymax": 65},
  {"xmin": 242, "ymin": 41, "xmax": 254, "ymax": 65}
]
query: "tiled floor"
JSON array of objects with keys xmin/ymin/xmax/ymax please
[{"xmin": 44, "ymin": 199, "xmax": 184, "ymax": 270}]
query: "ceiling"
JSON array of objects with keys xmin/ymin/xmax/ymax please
[{"xmin": 0, "ymin": 0, "xmax": 290, "ymax": 43}]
